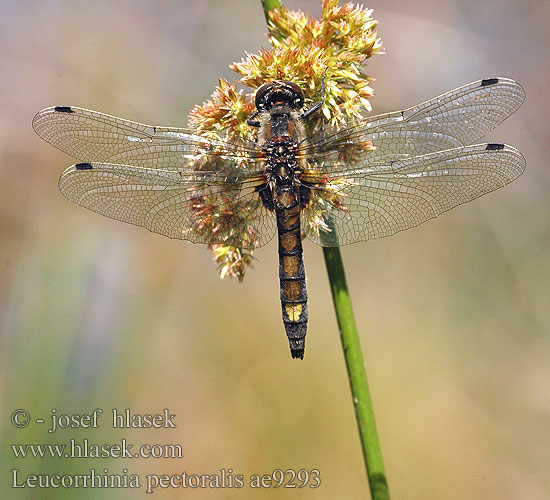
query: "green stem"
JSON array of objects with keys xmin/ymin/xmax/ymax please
[
  {"xmin": 261, "ymin": 0, "xmax": 281, "ymax": 22},
  {"xmin": 323, "ymin": 247, "xmax": 390, "ymax": 499},
  {"xmin": 261, "ymin": 0, "xmax": 282, "ymax": 40}
]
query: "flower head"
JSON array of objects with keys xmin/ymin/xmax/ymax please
[
  {"xmin": 211, "ymin": 244, "xmax": 255, "ymax": 282},
  {"xmin": 188, "ymin": 0, "xmax": 382, "ymax": 279},
  {"xmin": 189, "ymin": 78, "xmax": 256, "ymax": 142},
  {"xmin": 231, "ymin": 0, "xmax": 382, "ymax": 130}
]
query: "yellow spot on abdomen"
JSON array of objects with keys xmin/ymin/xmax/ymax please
[{"xmin": 285, "ymin": 303, "xmax": 303, "ymax": 322}]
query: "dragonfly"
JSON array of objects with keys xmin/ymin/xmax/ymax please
[{"xmin": 33, "ymin": 77, "xmax": 525, "ymax": 359}]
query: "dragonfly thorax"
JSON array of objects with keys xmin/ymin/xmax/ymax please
[{"xmin": 264, "ymin": 138, "xmax": 299, "ymax": 182}]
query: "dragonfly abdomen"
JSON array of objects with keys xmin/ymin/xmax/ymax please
[{"xmin": 275, "ymin": 184, "xmax": 308, "ymax": 359}]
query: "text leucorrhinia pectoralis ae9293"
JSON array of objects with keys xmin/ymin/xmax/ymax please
[{"xmin": 33, "ymin": 77, "xmax": 525, "ymax": 359}]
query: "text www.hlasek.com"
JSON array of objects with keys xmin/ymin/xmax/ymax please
[{"xmin": 11, "ymin": 439, "xmax": 182, "ymax": 459}]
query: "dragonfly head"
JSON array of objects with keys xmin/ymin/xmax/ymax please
[{"xmin": 255, "ymin": 81, "xmax": 304, "ymax": 112}]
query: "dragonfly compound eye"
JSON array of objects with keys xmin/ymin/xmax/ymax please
[
  {"xmin": 281, "ymin": 82, "xmax": 304, "ymax": 110},
  {"xmin": 255, "ymin": 82, "xmax": 276, "ymax": 111}
]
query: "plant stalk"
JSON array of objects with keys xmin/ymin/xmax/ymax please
[
  {"xmin": 323, "ymin": 247, "xmax": 389, "ymax": 499},
  {"xmin": 261, "ymin": 0, "xmax": 281, "ymax": 24}
]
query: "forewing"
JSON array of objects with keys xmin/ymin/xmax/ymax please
[
  {"xmin": 303, "ymin": 143, "xmax": 525, "ymax": 247},
  {"xmin": 303, "ymin": 78, "xmax": 525, "ymax": 164},
  {"xmin": 33, "ymin": 105, "xmax": 259, "ymax": 169},
  {"xmin": 59, "ymin": 163, "xmax": 275, "ymax": 249}
]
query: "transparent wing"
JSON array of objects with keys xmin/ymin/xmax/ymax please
[
  {"xmin": 303, "ymin": 143, "xmax": 525, "ymax": 247},
  {"xmin": 33, "ymin": 105, "xmax": 261, "ymax": 169},
  {"xmin": 59, "ymin": 162, "xmax": 275, "ymax": 249},
  {"xmin": 302, "ymin": 78, "xmax": 525, "ymax": 165}
]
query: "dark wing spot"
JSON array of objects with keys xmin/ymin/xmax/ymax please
[
  {"xmin": 481, "ymin": 78, "xmax": 499, "ymax": 87},
  {"xmin": 75, "ymin": 162, "xmax": 93, "ymax": 170},
  {"xmin": 486, "ymin": 143, "xmax": 505, "ymax": 151},
  {"xmin": 54, "ymin": 106, "xmax": 74, "ymax": 113}
]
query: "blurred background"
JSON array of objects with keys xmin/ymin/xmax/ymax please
[{"xmin": 1, "ymin": 0, "xmax": 548, "ymax": 498}]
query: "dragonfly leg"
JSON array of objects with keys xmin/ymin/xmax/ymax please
[
  {"xmin": 301, "ymin": 69, "xmax": 327, "ymax": 120},
  {"xmin": 247, "ymin": 110, "xmax": 261, "ymax": 127}
]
